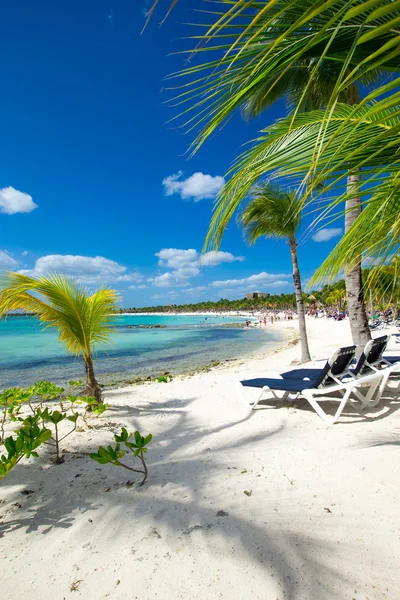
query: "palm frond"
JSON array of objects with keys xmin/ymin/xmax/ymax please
[
  {"xmin": 204, "ymin": 102, "xmax": 400, "ymax": 255},
  {"xmin": 168, "ymin": 0, "xmax": 400, "ymax": 155},
  {"xmin": 240, "ymin": 182, "xmax": 301, "ymax": 243},
  {"xmin": 309, "ymin": 171, "xmax": 400, "ymax": 284}
]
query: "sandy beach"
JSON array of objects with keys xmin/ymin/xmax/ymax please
[{"xmin": 1, "ymin": 317, "xmax": 399, "ymax": 600}]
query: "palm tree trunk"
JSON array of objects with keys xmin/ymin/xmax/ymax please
[
  {"xmin": 369, "ymin": 288, "xmax": 374, "ymax": 326},
  {"xmin": 84, "ymin": 355, "xmax": 102, "ymax": 404},
  {"xmin": 344, "ymin": 170, "xmax": 371, "ymax": 347},
  {"xmin": 289, "ymin": 237, "xmax": 311, "ymax": 362}
]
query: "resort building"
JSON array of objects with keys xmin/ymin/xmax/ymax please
[{"xmin": 246, "ymin": 292, "xmax": 270, "ymax": 300}]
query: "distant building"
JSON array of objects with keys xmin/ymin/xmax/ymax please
[{"xmin": 246, "ymin": 292, "xmax": 270, "ymax": 300}]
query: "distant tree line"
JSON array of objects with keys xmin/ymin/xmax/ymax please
[{"xmin": 121, "ymin": 267, "xmax": 399, "ymax": 314}]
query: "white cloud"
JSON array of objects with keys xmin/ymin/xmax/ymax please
[
  {"xmin": 149, "ymin": 272, "xmax": 191, "ymax": 288},
  {"xmin": 22, "ymin": 250, "xmax": 29, "ymax": 257},
  {"xmin": 199, "ymin": 251, "xmax": 245, "ymax": 267},
  {"xmin": 156, "ymin": 248, "xmax": 199, "ymax": 270},
  {"xmin": 0, "ymin": 187, "xmax": 38, "ymax": 215},
  {"xmin": 183, "ymin": 286, "xmax": 209, "ymax": 294},
  {"xmin": 211, "ymin": 272, "xmax": 291, "ymax": 288},
  {"xmin": 19, "ymin": 254, "xmax": 143, "ymax": 285},
  {"xmin": 312, "ymin": 228, "xmax": 343, "ymax": 242},
  {"xmin": 156, "ymin": 248, "xmax": 243, "ymax": 270},
  {"xmin": 0, "ymin": 250, "xmax": 19, "ymax": 270},
  {"xmin": 152, "ymin": 248, "xmax": 244, "ymax": 287},
  {"xmin": 162, "ymin": 171, "xmax": 225, "ymax": 202}
]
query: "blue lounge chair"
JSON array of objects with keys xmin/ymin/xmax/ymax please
[
  {"xmin": 281, "ymin": 335, "xmax": 399, "ymax": 408},
  {"xmin": 239, "ymin": 346, "xmax": 384, "ymax": 424}
]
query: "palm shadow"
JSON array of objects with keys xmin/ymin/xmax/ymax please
[{"xmin": 0, "ymin": 390, "xmax": 392, "ymax": 599}]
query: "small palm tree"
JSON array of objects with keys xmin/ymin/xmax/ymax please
[
  {"xmin": 240, "ymin": 182, "xmax": 311, "ymax": 362},
  {"xmin": 0, "ymin": 272, "xmax": 120, "ymax": 403}
]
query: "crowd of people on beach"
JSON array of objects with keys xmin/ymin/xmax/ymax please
[{"xmin": 250, "ymin": 306, "xmax": 400, "ymax": 328}]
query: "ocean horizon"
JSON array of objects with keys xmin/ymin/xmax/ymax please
[{"xmin": 0, "ymin": 314, "xmax": 285, "ymax": 388}]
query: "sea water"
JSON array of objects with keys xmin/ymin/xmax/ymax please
[{"xmin": 0, "ymin": 314, "xmax": 285, "ymax": 388}]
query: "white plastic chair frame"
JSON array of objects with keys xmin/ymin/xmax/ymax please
[
  {"xmin": 238, "ymin": 371, "xmax": 384, "ymax": 426},
  {"xmin": 360, "ymin": 358, "xmax": 400, "ymax": 407}
]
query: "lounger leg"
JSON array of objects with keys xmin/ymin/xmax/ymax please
[
  {"xmin": 251, "ymin": 389, "xmax": 267, "ymax": 410},
  {"xmin": 236, "ymin": 382, "xmax": 263, "ymax": 409},
  {"xmin": 302, "ymin": 387, "xmax": 353, "ymax": 425},
  {"xmin": 252, "ymin": 387, "xmax": 291, "ymax": 410},
  {"xmin": 365, "ymin": 371, "xmax": 389, "ymax": 408},
  {"xmin": 236, "ymin": 383, "xmax": 280, "ymax": 410},
  {"xmin": 236, "ymin": 383, "xmax": 295, "ymax": 410}
]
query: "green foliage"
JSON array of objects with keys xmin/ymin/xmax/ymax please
[
  {"xmin": 38, "ymin": 407, "xmax": 79, "ymax": 464},
  {"xmin": 0, "ymin": 273, "xmax": 120, "ymax": 358},
  {"xmin": 121, "ymin": 273, "xmax": 394, "ymax": 314},
  {"xmin": 161, "ymin": 2, "xmax": 400, "ymax": 273},
  {"xmin": 240, "ymin": 182, "xmax": 302, "ymax": 243},
  {"xmin": 82, "ymin": 396, "xmax": 109, "ymax": 414},
  {"xmin": 28, "ymin": 381, "xmax": 65, "ymax": 401},
  {"xmin": 90, "ymin": 428, "xmax": 152, "ymax": 486},
  {"xmin": 157, "ymin": 376, "xmax": 168, "ymax": 383},
  {"xmin": 0, "ymin": 273, "xmax": 119, "ymax": 403},
  {"xmin": 68, "ymin": 380, "xmax": 83, "ymax": 388},
  {"xmin": 91, "ymin": 443, "xmax": 126, "ymax": 465},
  {"xmin": 0, "ymin": 378, "xmax": 110, "ymax": 477},
  {"xmin": 0, "ymin": 415, "xmax": 51, "ymax": 479},
  {"xmin": 0, "ymin": 387, "xmax": 31, "ymax": 443},
  {"xmin": 114, "ymin": 428, "xmax": 152, "ymax": 457}
]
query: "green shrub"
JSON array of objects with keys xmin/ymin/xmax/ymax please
[
  {"xmin": 37, "ymin": 408, "xmax": 79, "ymax": 464},
  {"xmin": 0, "ymin": 379, "xmax": 108, "ymax": 475},
  {"xmin": 0, "ymin": 415, "xmax": 51, "ymax": 479},
  {"xmin": 90, "ymin": 428, "xmax": 152, "ymax": 486}
]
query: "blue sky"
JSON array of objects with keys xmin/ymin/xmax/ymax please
[{"xmin": 0, "ymin": 0, "xmax": 344, "ymax": 306}]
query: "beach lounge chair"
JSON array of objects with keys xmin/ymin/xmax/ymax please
[
  {"xmin": 352, "ymin": 336, "xmax": 400, "ymax": 407},
  {"xmin": 239, "ymin": 346, "xmax": 384, "ymax": 425},
  {"xmin": 281, "ymin": 335, "xmax": 399, "ymax": 408},
  {"xmin": 280, "ymin": 345, "xmax": 357, "ymax": 385}
]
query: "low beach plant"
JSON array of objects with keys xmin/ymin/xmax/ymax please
[
  {"xmin": 82, "ymin": 396, "xmax": 109, "ymax": 415},
  {"xmin": 0, "ymin": 414, "xmax": 51, "ymax": 479},
  {"xmin": 28, "ymin": 381, "xmax": 65, "ymax": 412},
  {"xmin": 0, "ymin": 379, "xmax": 109, "ymax": 474},
  {"xmin": 90, "ymin": 428, "xmax": 152, "ymax": 486},
  {"xmin": 37, "ymin": 407, "xmax": 79, "ymax": 464},
  {"xmin": 0, "ymin": 387, "xmax": 31, "ymax": 443}
]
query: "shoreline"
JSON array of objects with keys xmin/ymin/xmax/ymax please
[
  {"xmin": 0, "ymin": 316, "xmax": 285, "ymax": 390},
  {"xmin": 103, "ymin": 324, "xmax": 295, "ymax": 389},
  {"xmin": 112, "ymin": 311, "xmax": 259, "ymax": 317}
]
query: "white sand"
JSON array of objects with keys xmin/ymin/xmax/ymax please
[{"xmin": 1, "ymin": 318, "xmax": 399, "ymax": 599}]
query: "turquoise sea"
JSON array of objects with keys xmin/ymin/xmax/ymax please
[{"xmin": 0, "ymin": 314, "xmax": 285, "ymax": 388}]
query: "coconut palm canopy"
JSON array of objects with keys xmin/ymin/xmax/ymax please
[
  {"xmin": 0, "ymin": 272, "xmax": 119, "ymax": 357},
  {"xmin": 240, "ymin": 182, "xmax": 302, "ymax": 243},
  {"xmin": 239, "ymin": 181, "xmax": 311, "ymax": 361},
  {"xmin": 160, "ymin": 0, "xmax": 400, "ymax": 276},
  {"xmin": 0, "ymin": 272, "xmax": 120, "ymax": 401}
]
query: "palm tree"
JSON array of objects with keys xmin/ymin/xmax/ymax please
[
  {"xmin": 239, "ymin": 59, "xmax": 375, "ymax": 346},
  {"xmin": 240, "ymin": 182, "xmax": 311, "ymax": 362},
  {"xmin": 0, "ymin": 272, "xmax": 119, "ymax": 403},
  {"xmin": 164, "ymin": 1, "xmax": 400, "ymax": 344}
]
